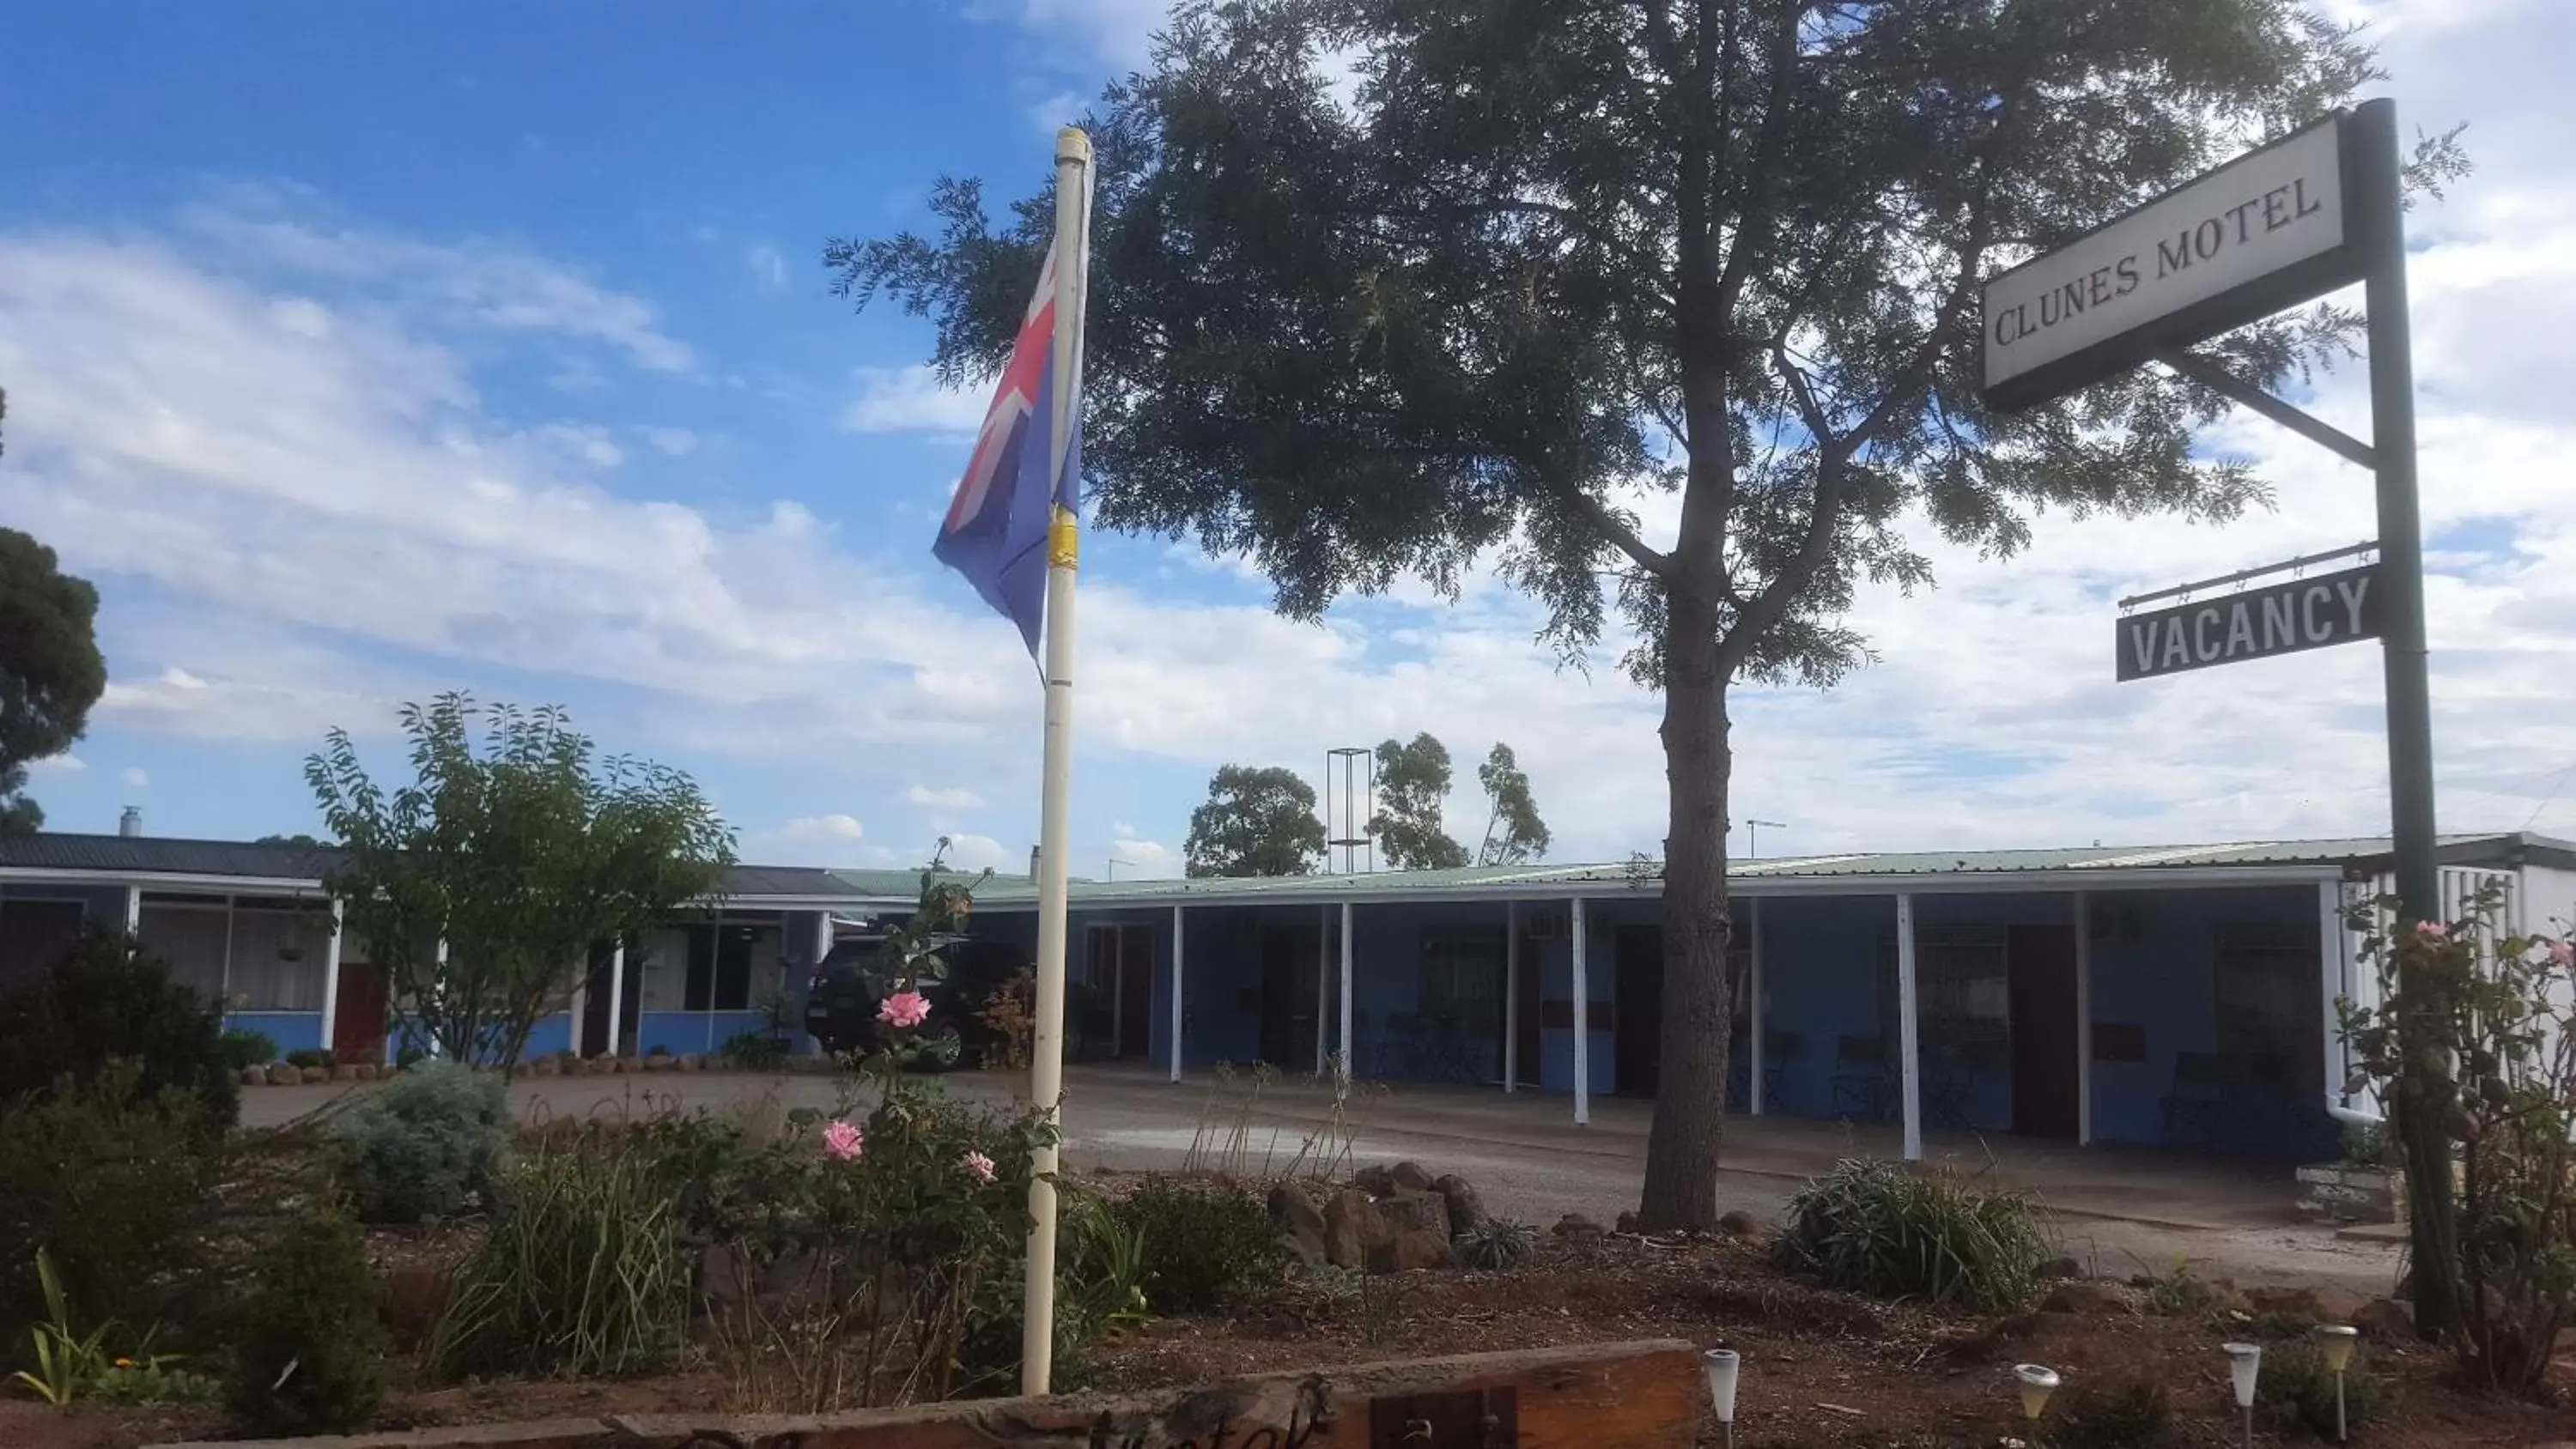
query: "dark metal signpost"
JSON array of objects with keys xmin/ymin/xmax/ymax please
[{"xmin": 1984, "ymin": 100, "xmax": 2452, "ymax": 1326}]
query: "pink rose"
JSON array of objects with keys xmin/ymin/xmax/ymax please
[
  {"xmin": 2548, "ymin": 940, "xmax": 2573, "ymax": 969},
  {"xmin": 2413, "ymin": 920, "xmax": 2448, "ymax": 941},
  {"xmin": 961, "ymin": 1150, "xmax": 997, "ymax": 1185},
  {"xmin": 878, "ymin": 990, "xmax": 933, "ymax": 1030},
  {"xmin": 821, "ymin": 1119, "xmax": 865, "ymax": 1162}
]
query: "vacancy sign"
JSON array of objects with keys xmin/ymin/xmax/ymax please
[
  {"xmin": 1982, "ymin": 112, "xmax": 2364, "ymax": 412},
  {"xmin": 2115, "ymin": 563, "xmax": 2382, "ymax": 682}
]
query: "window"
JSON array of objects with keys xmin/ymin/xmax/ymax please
[
  {"xmin": 0, "ymin": 899, "xmax": 85, "ymax": 987},
  {"xmin": 225, "ymin": 897, "xmax": 331, "ymax": 1011},
  {"xmin": 645, "ymin": 919, "xmax": 780, "ymax": 1013},
  {"xmin": 2214, "ymin": 922, "xmax": 2319, "ymax": 1093},
  {"xmin": 137, "ymin": 900, "xmax": 229, "ymax": 1003},
  {"xmin": 1877, "ymin": 924, "xmax": 2010, "ymax": 1052},
  {"xmin": 1418, "ymin": 926, "xmax": 1503, "ymax": 1034}
]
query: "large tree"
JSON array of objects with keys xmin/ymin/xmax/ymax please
[
  {"xmin": 0, "ymin": 524, "xmax": 106, "ymax": 838},
  {"xmin": 1475, "ymin": 743, "xmax": 1551, "ymax": 866},
  {"xmin": 1184, "ymin": 764, "xmax": 1327, "ymax": 876},
  {"xmin": 835, "ymin": 1, "xmax": 2455, "ymax": 1228},
  {"xmin": 305, "ymin": 694, "xmax": 738, "ymax": 1069},
  {"xmin": 1370, "ymin": 731, "xmax": 1469, "ymax": 870}
]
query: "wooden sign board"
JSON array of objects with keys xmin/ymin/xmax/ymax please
[
  {"xmin": 1982, "ymin": 111, "xmax": 2363, "ymax": 413},
  {"xmin": 167, "ymin": 1340, "xmax": 1704, "ymax": 1449},
  {"xmin": 2115, "ymin": 562, "xmax": 2382, "ymax": 682}
]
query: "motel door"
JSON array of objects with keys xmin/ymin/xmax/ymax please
[
  {"xmin": 1083, "ymin": 923, "xmax": 1155, "ymax": 1060},
  {"xmin": 2006, "ymin": 925, "xmax": 2081, "ymax": 1139},
  {"xmin": 1614, "ymin": 925, "xmax": 1663, "ymax": 1095},
  {"xmin": 1258, "ymin": 920, "xmax": 1323, "ymax": 1070}
]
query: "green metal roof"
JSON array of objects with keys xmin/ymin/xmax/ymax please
[{"xmin": 833, "ymin": 832, "xmax": 2574, "ymax": 912}]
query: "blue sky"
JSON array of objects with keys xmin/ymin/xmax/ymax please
[{"xmin": 4, "ymin": 0, "xmax": 2573, "ymax": 876}]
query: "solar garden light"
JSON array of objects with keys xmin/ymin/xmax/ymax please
[
  {"xmin": 2223, "ymin": 1341, "xmax": 2263, "ymax": 1449},
  {"xmin": 2313, "ymin": 1324, "xmax": 2360, "ymax": 1442},
  {"xmin": 2013, "ymin": 1363, "xmax": 2060, "ymax": 1425},
  {"xmin": 1702, "ymin": 1349, "xmax": 1741, "ymax": 1448}
]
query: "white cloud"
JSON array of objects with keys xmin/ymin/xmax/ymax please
[
  {"xmin": 1029, "ymin": 90, "xmax": 1088, "ymax": 134},
  {"xmin": 942, "ymin": 832, "xmax": 1011, "ymax": 872},
  {"xmin": 746, "ymin": 244, "xmax": 787, "ymax": 290},
  {"xmin": 28, "ymin": 755, "xmax": 85, "ymax": 775},
  {"xmin": 908, "ymin": 784, "xmax": 987, "ymax": 810},
  {"xmin": 121, "ymin": 767, "xmax": 149, "ymax": 789},
  {"xmin": 180, "ymin": 200, "xmax": 694, "ymax": 373},
  {"xmin": 779, "ymin": 812, "xmax": 866, "ymax": 842},
  {"xmin": 841, "ymin": 364, "xmax": 987, "ymax": 436},
  {"xmin": 993, "ymin": 0, "xmax": 1170, "ymax": 68},
  {"xmin": 641, "ymin": 427, "xmax": 700, "ymax": 458}
]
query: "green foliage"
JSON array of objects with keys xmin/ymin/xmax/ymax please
[
  {"xmin": 433, "ymin": 1143, "xmax": 686, "ymax": 1380},
  {"xmin": 2259, "ymin": 1337, "xmax": 2388, "ymax": 1438},
  {"xmin": 1775, "ymin": 1159, "xmax": 2050, "ymax": 1316},
  {"xmin": 0, "ymin": 927, "xmax": 240, "ymax": 1129},
  {"xmin": 0, "ymin": 1061, "xmax": 225, "ymax": 1334},
  {"xmin": 1473, "ymin": 743, "xmax": 1550, "ymax": 867},
  {"xmin": 10, "ymin": 1249, "xmax": 115, "ymax": 1404},
  {"xmin": 305, "ymin": 692, "xmax": 738, "ymax": 1068},
  {"xmin": 1059, "ymin": 1191, "xmax": 1151, "ymax": 1337},
  {"xmin": 283, "ymin": 1047, "xmax": 335, "ymax": 1071},
  {"xmin": 2138, "ymin": 1260, "xmax": 2234, "ymax": 1319},
  {"xmin": 1370, "ymin": 733, "xmax": 1467, "ymax": 871},
  {"xmin": 219, "ymin": 1028, "xmax": 280, "ymax": 1070},
  {"xmin": 1109, "ymin": 1179, "xmax": 1288, "ymax": 1313},
  {"xmin": 1451, "ymin": 1217, "xmax": 1537, "ymax": 1272},
  {"xmin": 0, "ymin": 526, "xmax": 106, "ymax": 837},
  {"xmin": 93, "ymin": 1356, "xmax": 220, "ymax": 1408},
  {"xmin": 227, "ymin": 1197, "xmax": 386, "ymax": 1435},
  {"xmin": 322, "ymin": 1059, "xmax": 508, "ymax": 1224},
  {"xmin": 1183, "ymin": 764, "xmax": 1326, "ymax": 877},
  {"xmin": 2051, "ymin": 1370, "xmax": 2174, "ymax": 1449},
  {"xmin": 718, "ymin": 1030, "xmax": 788, "ymax": 1071},
  {"xmin": 2340, "ymin": 899, "xmax": 2576, "ymax": 1394}
]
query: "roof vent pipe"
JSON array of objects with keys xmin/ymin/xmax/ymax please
[
  {"xmin": 118, "ymin": 806, "xmax": 143, "ymax": 839},
  {"xmin": 1029, "ymin": 846, "xmax": 1042, "ymax": 882}
]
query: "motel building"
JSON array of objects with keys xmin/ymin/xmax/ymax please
[{"xmin": 3, "ymin": 827, "xmax": 2570, "ymax": 1164}]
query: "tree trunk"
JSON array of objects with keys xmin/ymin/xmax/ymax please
[{"xmin": 1637, "ymin": 587, "xmax": 1734, "ymax": 1232}]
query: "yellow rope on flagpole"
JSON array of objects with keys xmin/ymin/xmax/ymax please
[{"xmin": 1048, "ymin": 505, "xmax": 1079, "ymax": 569}]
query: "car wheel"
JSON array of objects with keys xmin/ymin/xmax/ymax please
[{"xmin": 925, "ymin": 1023, "xmax": 965, "ymax": 1073}]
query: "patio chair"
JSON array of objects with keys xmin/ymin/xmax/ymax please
[
  {"xmin": 1831, "ymin": 1034, "xmax": 1893, "ymax": 1119},
  {"xmin": 2159, "ymin": 1051, "xmax": 2233, "ymax": 1146},
  {"xmin": 1921, "ymin": 1045, "xmax": 1977, "ymax": 1130},
  {"xmin": 1763, "ymin": 1030, "xmax": 1801, "ymax": 1113}
]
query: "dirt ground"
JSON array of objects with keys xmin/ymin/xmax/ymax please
[{"xmin": 8, "ymin": 1217, "xmax": 2566, "ymax": 1449}]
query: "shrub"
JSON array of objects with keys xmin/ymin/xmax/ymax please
[
  {"xmin": 2139, "ymin": 1259, "xmax": 2235, "ymax": 1319},
  {"xmin": 322, "ymin": 1059, "xmax": 508, "ymax": 1223},
  {"xmin": 1109, "ymin": 1179, "xmax": 1288, "ymax": 1313},
  {"xmin": 717, "ymin": 1030, "xmax": 788, "ymax": 1072},
  {"xmin": 227, "ymin": 1196, "xmax": 387, "ymax": 1436},
  {"xmin": 1452, "ymin": 1217, "xmax": 1537, "ymax": 1271},
  {"xmin": 0, "ymin": 927, "xmax": 239, "ymax": 1129},
  {"xmin": 0, "ymin": 1060, "xmax": 226, "ymax": 1333},
  {"xmin": 220, "ymin": 1029, "xmax": 280, "ymax": 1071},
  {"xmin": 1773, "ymin": 1159, "xmax": 2050, "ymax": 1315},
  {"xmin": 283, "ymin": 1047, "xmax": 336, "ymax": 1071},
  {"xmin": 2052, "ymin": 1370, "xmax": 2174, "ymax": 1449},
  {"xmin": 2260, "ymin": 1337, "xmax": 2388, "ymax": 1439},
  {"xmin": 432, "ymin": 1143, "xmax": 687, "ymax": 1379}
]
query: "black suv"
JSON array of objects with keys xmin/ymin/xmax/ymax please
[{"xmin": 803, "ymin": 932, "xmax": 1030, "ymax": 1067}]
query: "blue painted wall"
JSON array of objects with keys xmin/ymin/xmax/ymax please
[{"xmin": 224, "ymin": 1009, "xmax": 325, "ymax": 1055}]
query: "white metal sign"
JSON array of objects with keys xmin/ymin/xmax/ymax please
[{"xmin": 1982, "ymin": 113, "xmax": 2359, "ymax": 412}]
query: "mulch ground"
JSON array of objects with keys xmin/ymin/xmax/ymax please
[{"xmin": 6, "ymin": 1226, "xmax": 2568, "ymax": 1446}]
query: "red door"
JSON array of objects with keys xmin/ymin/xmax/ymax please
[
  {"xmin": 331, "ymin": 961, "xmax": 390, "ymax": 1064},
  {"xmin": 2007, "ymin": 925, "xmax": 2081, "ymax": 1138}
]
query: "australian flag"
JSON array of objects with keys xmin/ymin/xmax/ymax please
[{"xmin": 933, "ymin": 243, "xmax": 1082, "ymax": 661}]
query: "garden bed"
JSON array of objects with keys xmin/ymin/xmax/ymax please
[{"xmin": 7, "ymin": 1213, "xmax": 2567, "ymax": 1448}]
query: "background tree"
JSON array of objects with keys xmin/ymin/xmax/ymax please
[
  {"xmin": 1370, "ymin": 731, "xmax": 1468, "ymax": 870},
  {"xmin": 835, "ymin": 1, "xmax": 2458, "ymax": 1228},
  {"xmin": 305, "ymin": 694, "xmax": 737, "ymax": 1069},
  {"xmin": 1183, "ymin": 764, "xmax": 1327, "ymax": 877},
  {"xmin": 1475, "ymin": 743, "xmax": 1552, "ymax": 866},
  {"xmin": 0, "ymin": 526, "xmax": 106, "ymax": 838},
  {"xmin": 256, "ymin": 833, "xmax": 332, "ymax": 850}
]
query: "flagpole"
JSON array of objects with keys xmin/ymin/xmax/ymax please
[{"xmin": 1020, "ymin": 122, "xmax": 1091, "ymax": 1397}]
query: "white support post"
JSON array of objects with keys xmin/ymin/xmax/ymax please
[
  {"xmin": 1748, "ymin": 896, "xmax": 1766, "ymax": 1116},
  {"xmin": 1315, "ymin": 905, "xmax": 1329, "ymax": 1077},
  {"xmin": 1169, "ymin": 905, "xmax": 1185, "ymax": 1084},
  {"xmin": 123, "ymin": 885, "xmax": 141, "ymax": 933},
  {"xmin": 433, "ymin": 937, "xmax": 449, "ymax": 1060},
  {"xmin": 1336, "ymin": 900, "xmax": 1354, "ymax": 1087},
  {"xmin": 220, "ymin": 894, "xmax": 237, "ymax": 1012},
  {"xmin": 2075, "ymin": 891, "xmax": 2094, "ymax": 1147},
  {"xmin": 1897, "ymin": 893, "xmax": 1922, "ymax": 1162},
  {"xmin": 1503, "ymin": 900, "xmax": 1520, "ymax": 1094},
  {"xmin": 2318, "ymin": 880, "xmax": 2347, "ymax": 1115},
  {"xmin": 605, "ymin": 941, "xmax": 626, "ymax": 1058},
  {"xmin": 321, "ymin": 897, "xmax": 344, "ymax": 1058},
  {"xmin": 1571, "ymin": 897, "xmax": 1590, "ymax": 1126}
]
